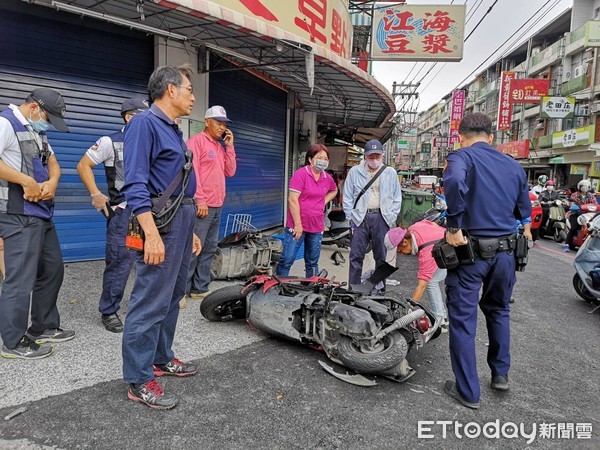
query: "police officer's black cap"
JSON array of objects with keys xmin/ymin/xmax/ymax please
[
  {"xmin": 30, "ymin": 88, "xmax": 69, "ymax": 132},
  {"xmin": 458, "ymin": 112, "xmax": 492, "ymax": 135},
  {"xmin": 121, "ymin": 95, "xmax": 150, "ymax": 115}
]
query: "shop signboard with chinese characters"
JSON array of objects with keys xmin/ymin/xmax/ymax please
[
  {"xmin": 508, "ymin": 78, "xmax": 550, "ymax": 104},
  {"xmin": 590, "ymin": 160, "xmax": 600, "ymax": 177},
  {"xmin": 540, "ymin": 96, "xmax": 575, "ymax": 119},
  {"xmin": 496, "ymin": 72, "xmax": 515, "ymax": 130},
  {"xmin": 448, "ymin": 89, "xmax": 465, "ymax": 146},
  {"xmin": 213, "ymin": 0, "xmax": 352, "ymax": 58},
  {"xmin": 434, "ymin": 136, "xmax": 449, "ymax": 148},
  {"xmin": 552, "ymin": 125, "xmax": 595, "ymax": 149},
  {"xmin": 585, "ymin": 20, "xmax": 600, "ymax": 47},
  {"xmin": 496, "ymin": 139, "xmax": 530, "ymax": 159},
  {"xmin": 371, "ymin": 5, "xmax": 466, "ymax": 61},
  {"xmin": 421, "ymin": 143, "xmax": 432, "ymax": 153}
]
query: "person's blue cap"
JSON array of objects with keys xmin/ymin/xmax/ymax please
[
  {"xmin": 364, "ymin": 139, "xmax": 384, "ymax": 155},
  {"xmin": 121, "ymin": 95, "xmax": 150, "ymax": 115}
]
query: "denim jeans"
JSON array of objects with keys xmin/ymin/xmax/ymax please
[
  {"xmin": 186, "ymin": 207, "xmax": 221, "ymax": 294},
  {"xmin": 425, "ymin": 268, "xmax": 447, "ymax": 320},
  {"xmin": 349, "ymin": 212, "xmax": 390, "ymax": 285},
  {"xmin": 275, "ymin": 228, "xmax": 323, "ymax": 277},
  {"xmin": 99, "ymin": 206, "xmax": 136, "ymax": 315},
  {"xmin": 122, "ymin": 204, "xmax": 195, "ymax": 384}
]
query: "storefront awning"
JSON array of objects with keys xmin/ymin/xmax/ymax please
[{"xmin": 38, "ymin": 0, "xmax": 395, "ymax": 130}]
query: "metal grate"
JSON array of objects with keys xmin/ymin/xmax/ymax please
[{"xmin": 223, "ymin": 213, "xmax": 254, "ymax": 237}]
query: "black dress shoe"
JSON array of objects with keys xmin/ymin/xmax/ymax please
[
  {"xmin": 491, "ymin": 374, "xmax": 509, "ymax": 391},
  {"xmin": 444, "ymin": 380, "xmax": 480, "ymax": 409},
  {"xmin": 102, "ymin": 314, "xmax": 124, "ymax": 333}
]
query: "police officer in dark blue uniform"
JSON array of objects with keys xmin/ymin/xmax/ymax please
[
  {"xmin": 442, "ymin": 112, "xmax": 532, "ymax": 409},
  {"xmin": 77, "ymin": 96, "xmax": 149, "ymax": 333},
  {"xmin": 121, "ymin": 64, "xmax": 201, "ymax": 410}
]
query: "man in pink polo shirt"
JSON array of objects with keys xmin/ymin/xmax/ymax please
[{"xmin": 185, "ymin": 106, "xmax": 237, "ymax": 299}]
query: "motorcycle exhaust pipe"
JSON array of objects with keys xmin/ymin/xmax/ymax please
[{"xmin": 375, "ymin": 309, "xmax": 426, "ymax": 340}]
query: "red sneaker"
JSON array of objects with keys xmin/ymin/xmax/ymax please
[
  {"xmin": 153, "ymin": 358, "xmax": 198, "ymax": 377},
  {"xmin": 127, "ymin": 380, "xmax": 178, "ymax": 409}
]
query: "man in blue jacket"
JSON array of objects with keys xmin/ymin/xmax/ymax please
[
  {"xmin": 443, "ymin": 112, "xmax": 532, "ymax": 409},
  {"xmin": 122, "ymin": 64, "xmax": 201, "ymax": 409},
  {"xmin": 343, "ymin": 139, "xmax": 402, "ymax": 287}
]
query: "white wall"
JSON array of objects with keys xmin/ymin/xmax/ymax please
[{"xmin": 154, "ymin": 36, "xmax": 208, "ymax": 123}]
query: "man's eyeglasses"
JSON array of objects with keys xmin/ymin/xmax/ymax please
[{"xmin": 176, "ymin": 85, "xmax": 194, "ymax": 94}]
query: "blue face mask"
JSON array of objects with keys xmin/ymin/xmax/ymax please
[{"xmin": 28, "ymin": 108, "xmax": 50, "ymax": 133}]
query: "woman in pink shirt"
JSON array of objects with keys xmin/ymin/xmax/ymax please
[
  {"xmin": 386, "ymin": 220, "xmax": 448, "ymax": 331},
  {"xmin": 275, "ymin": 144, "xmax": 338, "ymax": 277}
]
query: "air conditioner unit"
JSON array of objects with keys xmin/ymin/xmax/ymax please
[
  {"xmin": 564, "ymin": 71, "xmax": 571, "ymax": 81},
  {"xmin": 573, "ymin": 65, "xmax": 583, "ymax": 78},
  {"xmin": 592, "ymin": 101, "xmax": 600, "ymax": 114}
]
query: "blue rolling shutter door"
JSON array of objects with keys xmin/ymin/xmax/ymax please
[
  {"xmin": 0, "ymin": 6, "xmax": 153, "ymax": 261},
  {"xmin": 209, "ymin": 70, "xmax": 287, "ymax": 236}
]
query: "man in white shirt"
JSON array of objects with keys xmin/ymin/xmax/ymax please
[{"xmin": 0, "ymin": 88, "xmax": 74, "ymax": 360}]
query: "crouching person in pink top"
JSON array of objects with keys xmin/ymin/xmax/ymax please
[
  {"xmin": 275, "ymin": 144, "xmax": 338, "ymax": 277},
  {"xmin": 385, "ymin": 220, "xmax": 449, "ymax": 332}
]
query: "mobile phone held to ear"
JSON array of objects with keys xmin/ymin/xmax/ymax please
[{"xmin": 221, "ymin": 130, "xmax": 228, "ymax": 140}]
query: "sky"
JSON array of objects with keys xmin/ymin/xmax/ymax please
[{"xmin": 369, "ymin": 0, "xmax": 573, "ymax": 113}]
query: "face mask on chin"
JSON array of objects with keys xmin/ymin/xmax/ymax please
[{"xmin": 367, "ymin": 158, "xmax": 383, "ymax": 170}]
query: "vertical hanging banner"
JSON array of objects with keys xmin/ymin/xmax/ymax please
[
  {"xmin": 497, "ymin": 71, "xmax": 515, "ymax": 131},
  {"xmin": 449, "ymin": 89, "xmax": 465, "ymax": 147},
  {"xmin": 370, "ymin": 5, "xmax": 466, "ymax": 61}
]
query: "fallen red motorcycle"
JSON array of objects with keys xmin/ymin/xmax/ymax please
[{"xmin": 200, "ymin": 263, "xmax": 440, "ymax": 386}]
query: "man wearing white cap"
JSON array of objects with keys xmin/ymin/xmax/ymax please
[
  {"xmin": 185, "ymin": 105, "xmax": 237, "ymax": 299},
  {"xmin": 0, "ymin": 88, "xmax": 74, "ymax": 359},
  {"xmin": 77, "ymin": 95, "xmax": 149, "ymax": 332},
  {"xmin": 343, "ymin": 139, "xmax": 402, "ymax": 288}
]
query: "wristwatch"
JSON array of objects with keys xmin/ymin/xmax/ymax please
[{"xmin": 446, "ymin": 227, "xmax": 460, "ymax": 234}]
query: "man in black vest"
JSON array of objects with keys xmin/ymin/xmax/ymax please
[
  {"xmin": 0, "ymin": 88, "xmax": 74, "ymax": 360},
  {"xmin": 77, "ymin": 96, "xmax": 149, "ymax": 333}
]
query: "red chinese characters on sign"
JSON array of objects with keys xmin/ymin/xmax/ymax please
[
  {"xmin": 423, "ymin": 10, "xmax": 455, "ymax": 32},
  {"xmin": 372, "ymin": 5, "xmax": 466, "ymax": 61},
  {"xmin": 423, "ymin": 34, "xmax": 452, "ymax": 54},
  {"xmin": 382, "ymin": 10, "xmax": 415, "ymax": 31},
  {"xmin": 497, "ymin": 72, "xmax": 516, "ymax": 131},
  {"xmin": 330, "ymin": 9, "xmax": 348, "ymax": 57},
  {"xmin": 449, "ymin": 90, "xmax": 465, "ymax": 146},
  {"xmin": 295, "ymin": 0, "xmax": 327, "ymax": 45},
  {"xmin": 508, "ymin": 78, "xmax": 551, "ymax": 104},
  {"xmin": 497, "ymin": 139, "xmax": 530, "ymax": 159}
]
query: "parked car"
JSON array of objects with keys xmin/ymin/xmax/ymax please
[{"xmin": 530, "ymin": 192, "xmax": 543, "ymax": 240}]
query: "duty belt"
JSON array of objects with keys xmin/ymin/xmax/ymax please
[{"xmin": 471, "ymin": 233, "xmax": 517, "ymax": 260}]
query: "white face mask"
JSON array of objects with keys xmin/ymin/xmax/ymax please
[
  {"xmin": 547, "ymin": 186, "xmax": 554, "ymax": 192},
  {"xmin": 313, "ymin": 159, "xmax": 329, "ymax": 172},
  {"xmin": 367, "ymin": 158, "xmax": 383, "ymax": 170}
]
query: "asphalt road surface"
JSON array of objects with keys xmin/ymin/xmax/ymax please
[{"xmin": 0, "ymin": 241, "xmax": 598, "ymax": 449}]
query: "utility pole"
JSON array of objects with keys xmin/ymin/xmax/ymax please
[{"xmin": 391, "ymin": 81, "xmax": 420, "ymax": 178}]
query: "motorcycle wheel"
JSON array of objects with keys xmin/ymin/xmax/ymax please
[
  {"xmin": 200, "ymin": 286, "xmax": 247, "ymax": 322},
  {"xmin": 572, "ymin": 273, "xmax": 597, "ymax": 303},
  {"xmin": 337, "ymin": 331, "xmax": 408, "ymax": 375},
  {"xmin": 555, "ymin": 229, "xmax": 567, "ymax": 243}
]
